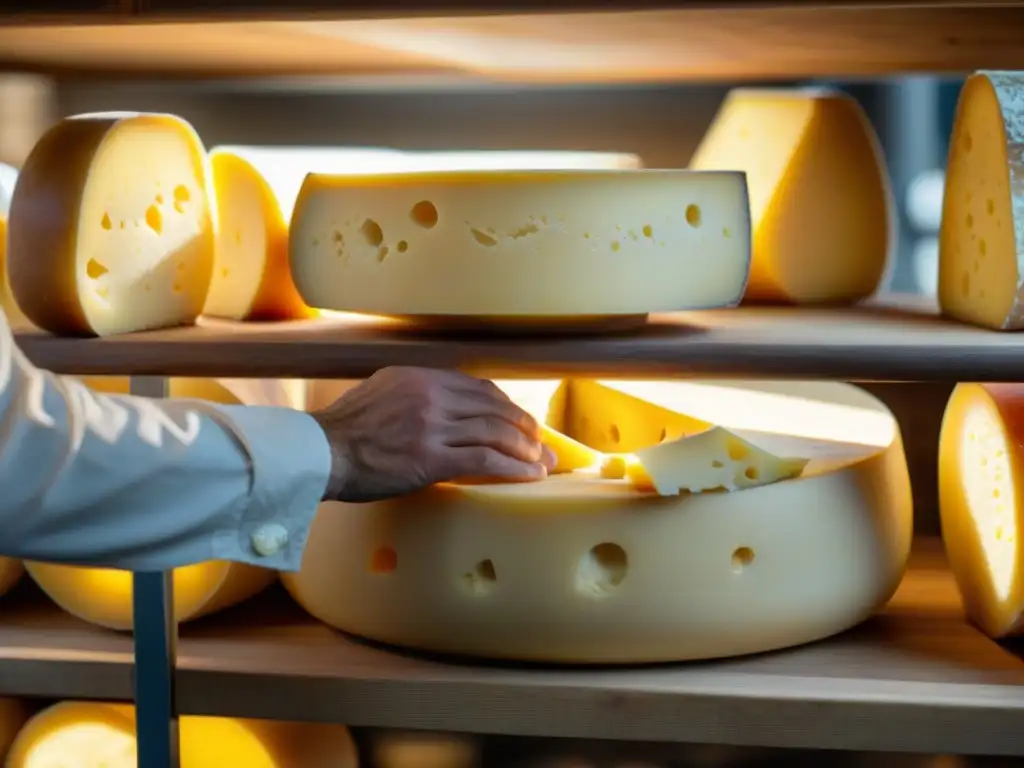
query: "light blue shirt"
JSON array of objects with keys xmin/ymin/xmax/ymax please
[{"xmin": 0, "ymin": 309, "xmax": 331, "ymax": 572}]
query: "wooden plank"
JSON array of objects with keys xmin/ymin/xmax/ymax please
[
  {"xmin": 174, "ymin": 540, "xmax": 1024, "ymax": 756},
  {"xmin": 15, "ymin": 296, "xmax": 1024, "ymax": 381}
]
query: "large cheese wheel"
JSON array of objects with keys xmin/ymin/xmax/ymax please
[
  {"xmin": 289, "ymin": 170, "xmax": 751, "ymax": 327},
  {"xmin": 939, "ymin": 71, "xmax": 1024, "ymax": 330},
  {"xmin": 282, "ymin": 379, "xmax": 912, "ymax": 663},
  {"xmin": 6, "ymin": 701, "xmax": 357, "ymax": 768},
  {"xmin": 690, "ymin": 88, "xmax": 893, "ymax": 304},
  {"xmin": 7, "ymin": 112, "xmax": 214, "ymax": 337},
  {"xmin": 25, "ymin": 377, "xmax": 281, "ymax": 630}
]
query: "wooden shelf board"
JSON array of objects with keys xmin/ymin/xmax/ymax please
[
  {"xmin": 17, "ymin": 296, "xmax": 1024, "ymax": 382},
  {"xmin": 174, "ymin": 539, "xmax": 1024, "ymax": 755},
  {"xmin": 0, "ymin": 582, "xmax": 134, "ymax": 701},
  {"xmin": 1, "ymin": 5, "xmax": 1023, "ymax": 80}
]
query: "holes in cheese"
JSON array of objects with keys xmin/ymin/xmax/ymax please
[
  {"xmin": 690, "ymin": 88, "xmax": 893, "ymax": 304},
  {"xmin": 288, "ymin": 170, "xmax": 751, "ymax": 322},
  {"xmin": 25, "ymin": 376, "xmax": 286, "ymax": 630},
  {"xmin": 939, "ymin": 71, "xmax": 1024, "ymax": 330},
  {"xmin": 7, "ymin": 112, "xmax": 215, "ymax": 337},
  {"xmin": 205, "ymin": 148, "xmax": 315, "ymax": 322},
  {"xmin": 282, "ymin": 381, "xmax": 912, "ymax": 663},
  {"xmin": 6, "ymin": 701, "xmax": 358, "ymax": 768},
  {"xmin": 939, "ymin": 383, "xmax": 1024, "ymax": 638}
]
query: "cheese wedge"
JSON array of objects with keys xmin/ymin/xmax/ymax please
[
  {"xmin": 283, "ymin": 379, "xmax": 912, "ymax": 663},
  {"xmin": 6, "ymin": 112, "xmax": 214, "ymax": 337},
  {"xmin": 939, "ymin": 71, "xmax": 1024, "ymax": 329},
  {"xmin": 690, "ymin": 88, "xmax": 893, "ymax": 304},
  {"xmin": 939, "ymin": 383, "xmax": 1024, "ymax": 637},
  {"xmin": 289, "ymin": 170, "xmax": 751, "ymax": 324},
  {"xmin": 6, "ymin": 701, "xmax": 358, "ymax": 768},
  {"xmin": 25, "ymin": 376, "xmax": 284, "ymax": 630}
]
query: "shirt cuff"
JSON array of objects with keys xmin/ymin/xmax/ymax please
[{"xmin": 207, "ymin": 405, "xmax": 331, "ymax": 572}]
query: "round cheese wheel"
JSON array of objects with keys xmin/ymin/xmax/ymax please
[
  {"xmin": 25, "ymin": 377, "xmax": 276, "ymax": 630},
  {"xmin": 282, "ymin": 379, "xmax": 912, "ymax": 663},
  {"xmin": 6, "ymin": 701, "xmax": 358, "ymax": 768},
  {"xmin": 288, "ymin": 170, "xmax": 751, "ymax": 329},
  {"xmin": 0, "ymin": 698, "xmax": 30, "ymax": 762}
]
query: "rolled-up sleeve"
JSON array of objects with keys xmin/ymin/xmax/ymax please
[{"xmin": 0, "ymin": 310, "xmax": 331, "ymax": 572}]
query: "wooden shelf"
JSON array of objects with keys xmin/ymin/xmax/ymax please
[
  {"xmin": 1, "ymin": 4, "xmax": 1023, "ymax": 80},
  {"xmin": 16, "ymin": 296, "xmax": 1024, "ymax": 382},
  {"xmin": 173, "ymin": 539, "xmax": 1024, "ymax": 756}
]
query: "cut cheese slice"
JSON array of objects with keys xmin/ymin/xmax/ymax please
[
  {"xmin": 205, "ymin": 148, "xmax": 316, "ymax": 321},
  {"xmin": 938, "ymin": 71, "xmax": 1024, "ymax": 330},
  {"xmin": 690, "ymin": 88, "xmax": 893, "ymax": 304},
  {"xmin": 6, "ymin": 112, "xmax": 214, "ymax": 337},
  {"xmin": 6, "ymin": 701, "xmax": 358, "ymax": 768},
  {"xmin": 25, "ymin": 376, "xmax": 284, "ymax": 630},
  {"xmin": 939, "ymin": 383, "xmax": 1024, "ymax": 638},
  {"xmin": 289, "ymin": 170, "xmax": 751, "ymax": 325},
  {"xmin": 282, "ymin": 379, "xmax": 912, "ymax": 663}
]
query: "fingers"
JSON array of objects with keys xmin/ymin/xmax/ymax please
[
  {"xmin": 442, "ymin": 446, "xmax": 548, "ymax": 482},
  {"xmin": 445, "ymin": 416, "xmax": 544, "ymax": 463}
]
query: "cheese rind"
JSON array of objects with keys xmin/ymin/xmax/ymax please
[
  {"xmin": 939, "ymin": 383, "xmax": 1024, "ymax": 638},
  {"xmin": 289, "ymin": 170, "xmax": 752, "ymax": 321},
  {"xmin": 205, "ymin": 149, "xmax": 315, "ymax": 321},
  {"xmin": 939, "ymin": 71, "xmax": 1024, "ymax": 330},
  {"xmin": 7, "ymin": 112, "xmax": 214, "ymax": 337},
  {"xmin": 282, "ymin": 380, "xmax": 912, "ymax": 663},
  {"xmin": 690, "ymin": 88, "xmax": 893, "ymax": 304},
  {"xmin": 0, "ymin": 216, "xmax": 34, "ymax": 331}
]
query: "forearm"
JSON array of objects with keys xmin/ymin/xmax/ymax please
[{"xmin": 0, "ymin": 312, "xmax": 331, "ymax": 572}]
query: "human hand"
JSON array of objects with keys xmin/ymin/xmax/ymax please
[{"xmin": 311, "ymin": 367, "xmax": 557, "ymax": 502}]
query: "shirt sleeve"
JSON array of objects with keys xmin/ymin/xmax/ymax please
[{"xmin": 0, "ymin": 309, "xmax": 332, "ymax": 573}]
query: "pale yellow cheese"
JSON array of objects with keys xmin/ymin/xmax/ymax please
[
  {"xmin": 289, "ymin": 170, "xmax": 751, "ymax": 324},
  {"xmin": 938, "ymin": 71, "xmax": 1024, "ymax": 330},
  {"xmin": 26, "ymin": 377, "xmax": 280, "ymax": 630},
  {"xmin": 205, "ymin": 148, "xmax": 315, "ymax": 321},
  {"xmin": 6, "ymin": 112, "xmax": 214, "ymax": 337},
  {"xmin": 690, "ymin": 88, "xmax": 893, "ymax": 304},
  {"xmin": 938, "ymin": 383, "xmax": 1024, "ymax": 638},
  {"xmin": 6, "ymin": 701, "xmax": 358, "ymax": 768},
  {"xmin": 283, "ymin": 379, "xmax": 912, "ymax": 663}
]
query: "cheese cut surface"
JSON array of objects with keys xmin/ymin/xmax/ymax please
[
  {"xmin": 205, "ymin": 149, "xmax": 315, "ymax": 321},
  {"xmin": 939, "ymin": 72, "xmax": 1024, "ymax": 330},
  {"xmin": 938, "ymin": 383, "xmax": 1024, "ymax": 638},
  {"xmin": 289, "ymin": 170, "xmax": 752, "ymax": 323},
  {"xmin": 282, "ymin": 379, "xmax": 912, "ymax": 663},
  {"xmin": 6, "ymin": 112, "xmax": 214, "ymax": 337},
  {"xmin": 7, "ymin": 702, "xmax": 358, "ymax": 768},
  {"xmin": 690, "ymin": 88, "xmax": 893, "ymax": 305},
  {"xmin": 26, "ymin": 376, "xmax": 279, "ymax": 630}
]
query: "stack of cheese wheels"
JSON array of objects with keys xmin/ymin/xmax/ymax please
[
  {"xmin": 283, "ymin": 379, "xmax": 912, "ymax": 663},
  {"xmin": 690, "ymin": 87, "xmax": 894, "ymax": 304},
  {"xmin": 25, "ymin": 377, "xmax": 287, "ymax": 630},
  {"xmin": 6, "ymin": 702, "xmax": 358, "ymax": 768},
  {"xmin": 938, "ymin": 71, "xmax": 1024, "ymax": 330},
  {"xmin": 288, "ymin": 169, "xmax": 753, "ymax": 331}
]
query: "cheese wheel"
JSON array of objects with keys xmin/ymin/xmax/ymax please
[
  {"xmin": 0, "ymin": 217, "xmax": 33, "ymax": 333},
  {"xmin": 0, "ymin": 699, "xmax": 30, "ymax": 762},
  {"xmin": 7, "ymin": 112, "xmax": 214, "ymax": 337},
  {"xmin": 370, "ymin": 731, "xmax": 481, "ymax": 768},
  {"xmin": 939, "ymin": 71, "xmax": 1024, "ymax": 330},
  {"xmin": 288, "ymin": 170, "xmax": 751, "ymax": 327},
  {"xmin": 938, "ymin": 383, "xmax": 1024, "ymax": 637},
  {"xmin": 25, "ymin": 376, "xmax": 280, "ymax": 630},
  {"xmin": 6, "ymin": 701, "xmax": 358, "ymax": 768},
  {"xmin": 282, "ymin": 379, "xmax": 912, "ymax": 663},
  {"xmin": 690, "ymin": 88, "xmax": 893, "ymax": 304}
]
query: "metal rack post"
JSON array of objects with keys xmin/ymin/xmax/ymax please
[{"xmin": 129, "ymin": 376, "xmax": 179, "ymax": 768}]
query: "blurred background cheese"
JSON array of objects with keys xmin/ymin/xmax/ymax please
[
  {"xmin": 938, "ymin": 71, "xmax": 1024, "ymax": 330},
  {"xmin": 0, "ymin": 699, "xmax": 30, "ymax": 763},
  {"xmin": 6, "ymin": 112, "xmax": 214, "ymax": 337},
  {"xmin": 6, "ymin": 701, "xmax": 358, "ymax": 768},
  {"xmin": 939, "ymin": 383, "xmax": 1024, "ymax": 638},
  {"xmin": 24, "ymin": 376, "xmax": 289, "ymax": 630},
  {"xmin": 282, "ymin": 379, "xmax": 912, "ymax": 663},
  {"xmin": 690, "ymin": 88, "xmax": 893, "ymax": 305},
  {"xmin": 288, "ymin": 169, "xmax": 751, "ymax": 326}
]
